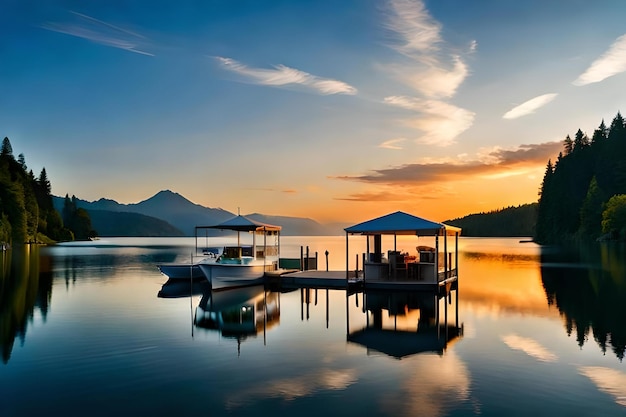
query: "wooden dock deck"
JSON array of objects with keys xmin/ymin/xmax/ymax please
[
  {"xmin": 265, "ymin": 270, "xmax": 362, "ymax": 289},
  {"xmin": 265, "ymin": 269, "xmax": 457, "ymax": 292}
]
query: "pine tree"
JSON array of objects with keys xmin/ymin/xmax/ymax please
[
  {"xmin": 563, "ymin": 135, "xmax": 573, "ymax": 155},
  {"xmin": 579, "ymin": 176, "xmax": 605, "ymax": 239},
  {"xmin": 38, "ymin": 168, "xmax": 51, "ymax": 195},
  {"xmin": 17, "ymin": 154, "xmax": 26, "ymax": 170},
  {"xmin": 1, "ymin": 137, "xmax": 13, "ymax": 157},
  {"xmin": 573, "ymin": 129, "xmax": 589, "ymax": 151}
]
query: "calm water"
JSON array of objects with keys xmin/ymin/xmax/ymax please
[{"xmin": 1, "ymin": 236, "xmax": 626, "ymax": 416}]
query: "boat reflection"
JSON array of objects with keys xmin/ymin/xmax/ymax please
[
  {"xmin": 157, "ymin": 278, "xmax": 210, "ymax": 298},
  {"xmin": 348, "ymin": 290, "xmax": 462, "ymax": 359},
  {"xmin": 194, "ymin": 285, "xmax": 280, "ymax": 351}
]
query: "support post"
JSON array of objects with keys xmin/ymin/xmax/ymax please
[
  {"xmin": 345, "ymin": 233, "xmax": 349, "ymax": 285},
  {"xmin": 306, "ymin": 246, "xmax": 310, "ymax": 270},
  {"xmin": 325, "ymin": 250, "xmax": 329, "ymax": 271},
  {"xmin": 435, "ymin": 235, "xmax": 439, "ymax": 283},
  {"xmin": 444, "ymin": 230, "xmax": 448, "ymax": 279}
]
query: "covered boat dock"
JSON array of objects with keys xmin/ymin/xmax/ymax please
[{"xmin": 344, "ymin": 211, "xmax": 461, "ymax": 291}]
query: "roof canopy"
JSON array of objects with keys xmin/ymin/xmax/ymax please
[
  {"xmin": 344, "ymin": 211, "xmax": 461, "ymax": 236},
  {"xmin": 197, "ymin": 214, "xmax": 281, "ymax": 233}
]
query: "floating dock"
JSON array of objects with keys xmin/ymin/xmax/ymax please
[{"xmin": 265, "ymin": 269, "xmax": 457, "ymax": 293}]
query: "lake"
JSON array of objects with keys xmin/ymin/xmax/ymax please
[{"xmin": 1, "ymin": 236, "xmax": 626, "ymax": 416}]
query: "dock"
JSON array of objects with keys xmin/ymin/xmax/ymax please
[
  {"xmin": 265, "ymin": 269, "xmax": 457, "ymax": 294},
  {"xmin": 265, "ymin": 269, "xmax": 362, "ymax": 290}
]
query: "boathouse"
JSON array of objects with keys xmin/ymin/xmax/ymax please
[{"xmin": 344, "ymin": 211, "xmax": 461, "ymax": 290}]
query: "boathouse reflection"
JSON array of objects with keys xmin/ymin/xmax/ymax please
[
  {"xmin": 347, "ymin": 288, "xmax": 463, "ymax": 359},
  {"xmin": 540, "ymin": 243, "xmax": 626, "ymax": 360},
  {"xmin": 193, "ymin": 285, "xmax": 280, "ymax": 353}
]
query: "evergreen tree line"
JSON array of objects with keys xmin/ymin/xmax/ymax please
[
  {"xmin": 536, "ymin": 112, "xmax": 626, "ymax": 243},
  {"xmin": 0, "ymin": 137, "xmax": 96, "ymax": 245},
  {"xmin": 446, "ymin": 203, "xmax": 537, "ymax": 237}
]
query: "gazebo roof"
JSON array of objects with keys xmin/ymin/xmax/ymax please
[
  {"xmin": 196, "ymin": 214, "xmax": 281, "ymax": 232},
  {"xmin": 344, "ymin": 211, "xmax": 461, "ymax": 236}
]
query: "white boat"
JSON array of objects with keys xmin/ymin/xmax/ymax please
[
  {"xmin": 196, "ymin": 215, "xmax": 281, "ymax": 290},
  {"xmin": 157, "ymin": 250, "xmax": 219, "ymax": 281},
  {"xmin": 157, "ymin": 214, "xmax": 281, "ymax": 290},
  {"xmin": 157, "ymin": 263, "xmax": 206, "ymax": 280}
]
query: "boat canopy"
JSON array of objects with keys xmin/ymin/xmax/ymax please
[
  {"xmin": 344, "ymin": 211, "xmax": 461, "ymax": 236},
  {"xmin": 197, "ymin": 214, "xmax": 282, "ymax": 233}
]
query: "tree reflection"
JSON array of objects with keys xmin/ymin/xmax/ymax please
[
  {"xmin": 0, "ymin": 246, "xmax": 52, "ymax": 364},
  {"xmin": 540, "ymin": 243, "xmax": 626, "ymax": 360}
]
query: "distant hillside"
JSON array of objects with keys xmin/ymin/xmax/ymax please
[
  {"xmin": 88, "ymin": 210, "xmax": 184, "ymax": 237},
  {"xmin": 54, "ymin": 190, "xmax": 232, "ymax": 236},
  {"xmin": 445, "ymin": 203, "xmax": 538, "ymax": 237},
  {"xmin": 53, "ymin": 190, "xmax": 340, "ymax": 236},
  {"xmin": 246, "ymin": 213, "xmax": 341, "ymax": 236}
]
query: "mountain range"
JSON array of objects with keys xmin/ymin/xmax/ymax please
[{"xmin": 52, "ymin": 190, "xmax": 345, "ymax": 237}]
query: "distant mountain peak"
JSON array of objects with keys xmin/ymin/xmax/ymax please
[{"xmin": 140, "ymin": 190, "xmax": 192, "ymax": 205}]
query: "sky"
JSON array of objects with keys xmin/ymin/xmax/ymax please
[{"xmin": 2, "ymin": 0, "xmax": 626, "ymax": 224}]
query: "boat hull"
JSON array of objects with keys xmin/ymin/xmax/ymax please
[
  {"xmin": 157, "ymin": 263, "xmax": 205, "ymax": 280},
  {"xmin": 198, "ymin": 263, "xmax": 269, "ymax": 290}
]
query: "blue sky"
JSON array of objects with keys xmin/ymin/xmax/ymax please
[{"xmin": 2, "ymin": 0, "xmax": 626, "ymax": 223}]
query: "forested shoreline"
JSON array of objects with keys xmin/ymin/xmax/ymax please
[
  {"xmin": 445, "ymin": 203, "xmax": 537, "ymax": 237},
  {"xmin": 535, "ymin": 112, "xmax": 626, "ymax": 243},
  {"xmin": 0, "ymin": 137, "xmax": 95, "ymax": 246}
]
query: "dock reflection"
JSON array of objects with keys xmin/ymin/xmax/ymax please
[
  {"xmin": 157, "ymin": 279, "xmax": 463, "ymax": 360},
  {"xmin": 347, "ymin": 289, "xmax": 463, "ymax": 359}
]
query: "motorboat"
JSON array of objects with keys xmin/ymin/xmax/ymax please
[
  {"xmin": 156, "ymin": 249, "xmax": 219, "ymax": 281},
  {"xmin": 157, "ymin": 214, "xmax": 281, "ymax": 290},
  {"xmin": 196, "ymin": 215, "xmax": 281, "ymax": 289}
]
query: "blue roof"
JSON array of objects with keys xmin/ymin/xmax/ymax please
[
  {"xmin": 344, "ymin": 211, "xmax": 461, "ymax": 236},
  {"xmin": 197, "ymin": 214, "xmax": 281, "ymax": 232}
]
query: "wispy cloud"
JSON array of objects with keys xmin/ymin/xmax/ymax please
[
  {"xmin": 501, "ymin": 334, "xmax": 558, "ymax": 362},
  {"xmin": 503, "ymin": 93, "xmax": 558, "ymax": 120},
  {"xmin": 215, "ymin": 57, "xmax": 357, "ymax": 96},
  {"xmin": 380, "ymin": 0, "xmax": 475, "ymax": 146},
  {"xmin": 41, "ymin": 11, "xmax": 153, "ymax": 56},
  {"xmin": 384, "ymin": 96, "xmax": 475, "ymax": 146},
  {"xmin": 245, "ymin": 187, "xmax": 298, "ymax": 194},
  {"xmin": 385, "ymin": 0, "xmax": 442, "ymax": 57},
  {"xmin": 574, "ymin": 34, "xmax": 626, "ymax": 86},
  {"xmin": 334, "ymin": 141, "xmax": 562, "ymax": 185},
  {"xmin": 334, "ymin": 187, "xmax": 449, "ymax": 202},
  {"xmin": 379, "ymin": 138, "xmax": 407, "ymax": 150}
]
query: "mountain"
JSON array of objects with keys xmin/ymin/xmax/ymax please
[
  {"xmin": 88, "ymin": 210, "xmax": 185, "ymax": 237},
  {"xmin": 53, "ymin": 190, "xmax": 341, "ymax": 236},
  {"xmin": 124, "ymin": 190, "xmax": 234, "ymax": 235},
  {"xmin": 246, "ymin": 213, "xmax": 342, "ymax": 236}
]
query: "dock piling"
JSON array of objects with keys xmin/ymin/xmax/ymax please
[{"xmin": 325, "ymin": 250, "xmax": 329, "ymax": 271}]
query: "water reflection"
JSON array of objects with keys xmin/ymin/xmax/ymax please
[
  {"xmin": 540, "ymin": 243, "xmax": 626, "ymax": 360},
  {"xmin": 157, "ymin": 278, "xmax": 210, "ymax": 298},
  {"xmin": 348, "ymin": 290, "xmax": 463, "ymax": 359},
  {"xmin": 193, "ymin": 284, "xmax": 280, "ymax": 354},
  {"xmin": 0, "ymin": 246, "xmax": 52, "ymax": 364}
]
